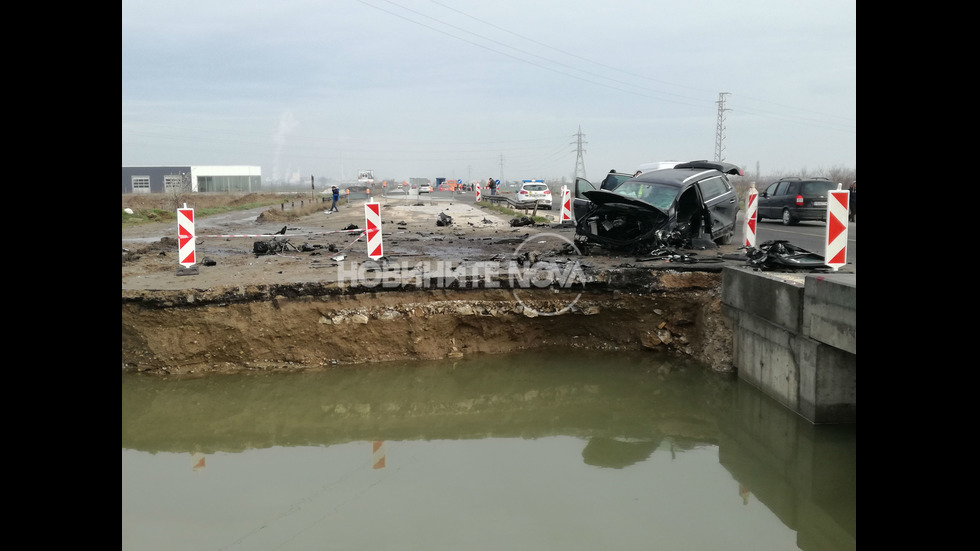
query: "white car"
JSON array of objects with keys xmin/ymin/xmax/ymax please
[
  {"xmin": 516, "ymin": 181, "xmax": 552, "ymax": 209},
  {"xmin": 419, "ymin": 184, "xmax": 433, "ymax": 193}
]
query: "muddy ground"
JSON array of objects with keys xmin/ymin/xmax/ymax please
[{"xmin": 122, "ymin": 193, "xmax": 747, "ymax": 376}]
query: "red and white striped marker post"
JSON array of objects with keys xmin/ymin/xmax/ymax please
[
  {"xmin": 372, "ymin": 441, "xmax": 386, "ymax": 470},
  {"xmin": 475, "ymin": 185, "xmax": 482, "ymax": 202},
  {"xmin": 743, "ymin": 184, "xmax": 758, "ymax": 248},
  {"xmin": 177, "ymin": 206, "xmax": 196, "ymax": 267},
  {"xmin": 825, "ymin": 186, "xmax": 849, "ymax": 271},
  {"xmin": 365, "ymin": 200, "xmax": 384, "ymax": 259},
  {"xmin": 560, "ymin": 185, "xmax": 574, "ymax": 223}
]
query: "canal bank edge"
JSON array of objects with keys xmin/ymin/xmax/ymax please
[{"xmin": 122, "ymin": 269, "xmax": 734, "ymax": 375}]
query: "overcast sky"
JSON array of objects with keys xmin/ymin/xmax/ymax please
[{"xmin": 121, "ymin": 0, "xmax": 856, "ymax": 185}]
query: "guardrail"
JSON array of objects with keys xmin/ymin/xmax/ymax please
[{"xmin": 482, "ymin": 194, "xmax": 551, "ymax": 214}]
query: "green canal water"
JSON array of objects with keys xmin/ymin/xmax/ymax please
[{"xmin": 122, "ymin": 349, "xmax": 855, "ymax": 551}]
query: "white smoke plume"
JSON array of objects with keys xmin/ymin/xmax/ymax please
[{"xmin": 272, "ymin": 111, "xmax": 297, "ymax": 183}]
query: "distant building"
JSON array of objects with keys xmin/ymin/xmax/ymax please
[{"xmin": 121, "ymin": 166, "xmax": 262, "ymax": 194}]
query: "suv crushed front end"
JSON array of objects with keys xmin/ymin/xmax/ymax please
[{"xmin": 573, "ymin": 190, "xmax": 707, "ymax": 253}]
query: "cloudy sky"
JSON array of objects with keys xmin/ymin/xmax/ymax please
[{"xmin": 121, "ymin": 0, "xmax": 855, "ymax": 185}]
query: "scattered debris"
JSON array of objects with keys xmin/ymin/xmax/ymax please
[
  {"xmin": 510, "ymin": 216, "xmax": 535, "ymax": 227},
  {"xmin": 637, "ymin": 247, "xmax": 724, "ymax": 264},
  {"xmin": 745, "ymin": 240, "xmax": 828, "ymax": 271},
  {"xmin": 514, "ymin": 251, "xmax": 539, "ymax": 266},
  {"xmin": 494, "ymin": 235, "xmax": 529, "ymax": 245},
  {"xmin": 253, "ymin": 237, "xmax": 299, "ymax": 256},
  {"xmin": 343, "ymin": 223, "xmax": 359, "ymax": 231},
  {"xmin": 437, "ymin": 212, "xmax": 454, "ymax": 227},
  {"xmin": 201, "ymin": 257, "xmax": 217, "ymax": 266}
]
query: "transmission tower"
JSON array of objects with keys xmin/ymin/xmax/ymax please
[
  {"xmin": 714, "ymin": 92, "xmax": 731, "ymax": 162},
  {"xmin": 572, "ymin": 126, "xmax": 587, "ymax": 180}
]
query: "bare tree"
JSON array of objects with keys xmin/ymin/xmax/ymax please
[{"xmin": 167, "ymin": 172, "xmax": 191, "ymax": 212}]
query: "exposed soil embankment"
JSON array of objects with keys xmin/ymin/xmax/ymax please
[{"xmin": 121, "ymin": 273, "xmax": 733, "ymax": 376}]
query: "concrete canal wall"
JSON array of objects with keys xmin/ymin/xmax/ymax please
[{"xmin": 721, "ymin": 267, "xmax": 856, "ymax": 424}]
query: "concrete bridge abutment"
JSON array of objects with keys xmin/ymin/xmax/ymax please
[{"xmin": 722, "ymin": 267, "xmax": 855, "ymax": 424}]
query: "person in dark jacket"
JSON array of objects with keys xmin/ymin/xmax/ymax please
[
  {"xmin": 848, "ymin": 181, "xmax": 856, "ymax": 222},
  {"xmin": 488, "ymin": 177, "xmax": 497, "ymax": 196},
  {"xmin": 329, "ymin": 186, "xmax": 340, "ymax": 213}
]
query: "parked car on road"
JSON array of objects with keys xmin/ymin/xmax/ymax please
[
  {"xmin": 573, "ymin": 160, "xmax": 742, "ymax": 252},
  {"xmin": 419, "ymin": 184, "xmax": 433, "ymax": 193},
  {"xmin": 516, "ymin": 181, "xmax": 553, "ymax": 209},
  {"xmin": 757, "ymin": 177, "xmax": 838, "ymax": 225}
]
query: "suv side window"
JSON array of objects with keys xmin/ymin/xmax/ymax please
[
  {"xmin": 802, "ymin": 181, "xmax": 835, "ymax": 194},
  {"xmin": 698, "ymin": 176, "xmax": 728, "ymax": 201},
  {"xmin": 770, "ymin": 181, "xmax": 788, "ymax": 196}
]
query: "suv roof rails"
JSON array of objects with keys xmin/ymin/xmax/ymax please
[
  {"xmin": 778, "ymin": 176, "xmax": 831, "ymax": 181},
  {"xmin": 674, "ymin": 160, "xmax": 743, "ymax": 176}
]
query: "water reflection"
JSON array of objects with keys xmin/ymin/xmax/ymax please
[{"xmin": 122, "ymin": 350, "xmax": 855, "ymax": 551}]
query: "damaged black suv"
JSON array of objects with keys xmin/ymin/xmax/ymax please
[{"xmin": 572, "ymin": 160, "xmax": 742, "ymax": 253}]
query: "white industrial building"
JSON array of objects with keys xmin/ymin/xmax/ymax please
[{"xmin": 121, "ymin": 166, "xmax": 262, "ymax": 194}]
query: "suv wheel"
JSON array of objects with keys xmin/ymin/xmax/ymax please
[{"xmin": 781, "ymin": 208, "xmax": 798, "ymax": 226}]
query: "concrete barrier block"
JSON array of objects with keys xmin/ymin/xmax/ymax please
[
  {"xmin": 802, "ymin": 274, "xmax": 856, "ymax": 355},
  {"xmin": 798, "ymin": 337, "xmax": 856, "ymax": 424},
  {"xmin": 723, "ymin": 304, "xmax": 800, "ymax": 413},
  {"xmin": 723, "ymin": 268, "xmax": 856, "ymax": 425},
  {"xmin": 722, "ymin": 267, "xmax": 804, "ymax": 333}
]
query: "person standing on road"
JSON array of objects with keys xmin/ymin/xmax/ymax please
[
  {"xmin": 848, "ymin": 181, "xmax": 856, "ymax": 222},
  {"xmin": 329, "ymin": 186, "xmax": 340, "ymax": 213},
  {"xmin": 488, "ymin": 177, "xmax": 497, "ymax": 196}
]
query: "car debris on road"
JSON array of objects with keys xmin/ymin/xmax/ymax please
[
  {"xmin": 745, "ymin": 240, "xmax": 830, "ymax": 271},
  {"xmin": 253, "ymin": 237, "xmax": 299, "ymax": 256}
]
